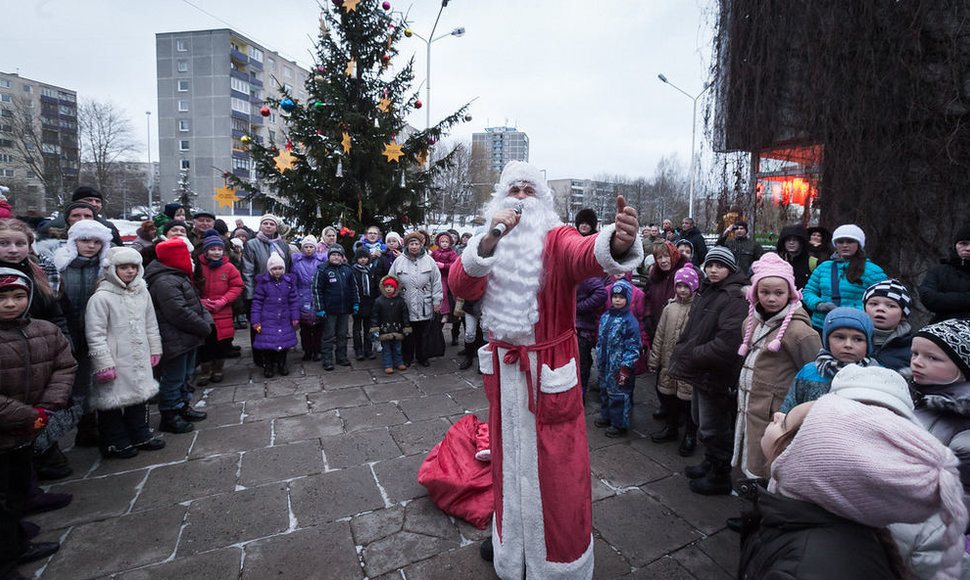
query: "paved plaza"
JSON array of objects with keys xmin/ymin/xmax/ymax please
[{"xmin": 19, "ymin": 335, "xmax": 740, "ymax": 579}]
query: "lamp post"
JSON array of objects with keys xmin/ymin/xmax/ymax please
[
  {"xmin": 657, "ymin": 74, "xmax": 710, "ymax": 218},
  {"xmin": 145, "ymin": 110, "xmax": 153, "ymax": 216},
  {"xmin": 411, "ymin": 1, "xmax": 464, "ymax": 131}
]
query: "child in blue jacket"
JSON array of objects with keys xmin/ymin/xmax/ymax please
[
  {"xmin": 595, "ymin": 279, "xmax": 642, "ymax": 437},
  {"xmin": 312, "ymin": 245, "xmax": 359, "ymax": 371}
]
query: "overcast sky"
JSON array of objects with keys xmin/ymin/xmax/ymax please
[{"xmin": 3, "ymin": 0, "xmax": 716, "ymax": 181}]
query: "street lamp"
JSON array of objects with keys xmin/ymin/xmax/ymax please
[
  {"xmin": 410, "ymin": 1, "xmax": 464, "ymax": 131},
  {"xmin": 145, "ymin": 111, "xmax": 153, "ymax": 216},
  {"xmin": 658, "ymin": 74, "xmax": 711, "ymax": 219}
]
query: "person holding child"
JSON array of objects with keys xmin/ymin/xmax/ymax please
[
  {"xmin": 84, "ymin": 247, "xmax": 166, "ymax": 459},
  {"xmin": 733, "ymin": 253, "xmax": 821, "ymax": 478},
  {"xmin": 0, "ymin": 269, "xmax": 77, "ymax": 577}
]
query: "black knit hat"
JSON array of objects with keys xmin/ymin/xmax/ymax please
[
  {"xmin": 574, "ymin": 208, "xmax": 598, "ymax": 235},
  {"xmin": 953, "ymin": 224, "xmax": 970, "ymax": 245},
  {"xmin": 162, "ymin": 220, "xmax": 188, "ymax": 236},
  {"xmin": 703, "ymin": 246, "xmax": 738, "ymax": 273},
  {"xmin": 864, "ymin": 279, "xmax": 912, "ymax": 317},
  {"xmin": 71, "ymin": 186, "xmax": 103, "ymax": 202},
  {"xmin": 353, "ymin": 246, "xmax": 370, "ymax": 261},
  {"xmin": 915, "ymin": 319, "xmax": 970, "ymax": 379}
]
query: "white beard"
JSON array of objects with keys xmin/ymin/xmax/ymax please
[{"xmin": 480, "ymin": 195, "xmax": 562, "ymax": 344}]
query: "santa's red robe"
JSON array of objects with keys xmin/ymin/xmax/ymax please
[{"xmin": 450, "ymin": 224, "xmax": 642, "ymax": 579}]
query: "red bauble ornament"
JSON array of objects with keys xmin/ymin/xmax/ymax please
[
  {"xmin": 259, "ymin": 107, "xmax": 270, "ymax": 117},
  {"xmin": 381, "ymin": 55, "xmax": 390, "ymax": 63},
  {"xmin": 414, "ymin": 100, "xmax": 422, "ymax": 109},
  {"xmin": 382, "ymin": 1, "xmax": 391, "ymax": 10},
  {"xmin": 223, "ymin": 172, "xmax": 229, "ymax": 178}
]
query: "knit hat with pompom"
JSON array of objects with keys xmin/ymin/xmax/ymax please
[{"xmin": 739, "ymin": 253, "xmax": 802, "ymax": 356}]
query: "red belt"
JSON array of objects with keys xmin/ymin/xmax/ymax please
[{"xmin": 490, "ymin": 328, "xmax": 576, "ymax": 415}]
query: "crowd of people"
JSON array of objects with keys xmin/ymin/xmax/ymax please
[
  {"xmin": 583, "ymin": 208, "xmax": 970, "ymax": 578},
  {"xmin": 3, "ymin": 174, "xmax": 970, "ymax": 578}
]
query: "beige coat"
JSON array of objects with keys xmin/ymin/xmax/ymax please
[
  {"xmin": 647, "ymin": 296, "xmax": 694, "ymax": 400},
  {"xmin": 732, "ymin": 303, "xmax": 820, "ymax": 477},
  {"xmin": 85, "ymin": 257, "xmax": 163, "ymax": 411}
]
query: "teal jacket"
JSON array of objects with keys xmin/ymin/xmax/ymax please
[{"xmin": 802, "ymin": 258, "xmax": 886, "ymax": 329}]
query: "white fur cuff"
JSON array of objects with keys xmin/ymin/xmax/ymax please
[
  {"xmin": 594, "ymin": 224, "xmax": 644, "ymax": 277},
  {"xmin": 460, "ymin": 233, "xmax": 497, "ymax": 279}
]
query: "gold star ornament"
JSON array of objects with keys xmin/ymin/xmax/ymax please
[
  {"xmin": 274, "ymin": 148, "xmax": 297, "ymax": 172},
  {"xmin": 377, "ymin": 97, "xmax": 392, "ymax": 113},
  {"xmin": 382, "ymin": 142, "xmax": 404, "ymax": 163},
  {"xmin": 213, "ymin": 184, "xmax": 239, "ymax": 209},
  {"xmin": 342, "ymin": 0, "xmax": 360, "ymax": 12},
  {"xmin": 345, "ymin": 58, "xmax": 356, "ymax": 76},
  {"xmin": 341, "ymin": 131, "xmax": 352, "ymax": 154}
]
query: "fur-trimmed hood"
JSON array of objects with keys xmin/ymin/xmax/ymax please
[
  {"xmin": 52, "ymin": 220, "xmax": 113, "ymax": 272},
  {"xmin": 379, "ymin": 274, "xmax": 401, "ymax": 297},
  {"xmin": 918, "ymin": 384, "xmax": 970, "ymax": 418}
]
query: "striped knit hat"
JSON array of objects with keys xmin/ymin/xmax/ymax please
[
  {"xmin": 863, "ymin": 278, "xmax": 912, "ymax": 317},
  {"xmin": 739, "ymin": 253, "xmax": 802, "ymax": 356},
  {"xmin": 703, "ymin": 246, "xmax": 738, "ymax": 273},
  {"xmin": 915, "ymin": 319, "xmax": 970, "ymax": 380}
]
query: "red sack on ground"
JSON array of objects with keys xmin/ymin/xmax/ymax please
[{"xmin": 417, "ymin": 414, "xmax": 493, "ymax": 529}]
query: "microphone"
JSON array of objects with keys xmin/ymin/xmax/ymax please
[{"xmin": 491, "ymin": 202, "xmax": 523, "ymax": 237}]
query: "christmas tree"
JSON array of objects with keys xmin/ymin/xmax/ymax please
[
  {"xmin": 226, "ymin": 0, "xmax": 471, "ymax": 236},
  {"xmin": 174, "ymin": 169, "xmax": 198, "ymax": 214}
]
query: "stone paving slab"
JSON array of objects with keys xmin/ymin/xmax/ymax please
[
  {"xmin": 397, "ymin": 393, "xmax": 465, "ymax": 422},
  {"xmin": 89, "ymin": 432, "xmax": 194, "ymax": 477},
  {"xmin": 273, "ymin": 410, "xmax": 343, "ymax": 443},
  {"xmin": 43, "ymin": 505, "xmax": 187, "ymax": 579},
  {"xmin": 593, "ymin": 489, "xmax": 701, "ymax": 568},
  {"xmin": 242, "ymin": 393, "xmax": 309, "ymax": 422},
  {"xmin": 372, "ymin": 454, "xmax": 429, "ymax": 504},
  {"xmin": 31, "ymin": 470, "xmax": 145, "ymax": 530},
  {"xmin": 288, "ymin": 465, "xmax": 386, "ymax": 527},
  {"xmin": 363, "ymin": 380, "xmax": 424, "ymax": 403},
  {"xmin": 339, "ymin": 401, "xmax": 409, "ymax": 432},
  {"xmin": 188, "ymin": 420, "xmax": 270, "ymax": 458},
  {"xmin": 115, "ymin": 547, "xmax": 243, "ymax": 580},
  {"xmin": 321, "ymin": 427, "xmax": 402, "ymax": 469},
  {"xmin": 389, "ymin": 417, "xmax": 452, "ymax": 455},
  {"xmin": 242, "ymin": 522, "xmax": 363, "ymax": 579},
  {"xmin": 590, "ymin": 440, "xmax": 671, "ymax": 488},
  {"xmin": 177, "ymin": 483, "xmax": 290, "ymax": 556},
  {"xmin": 238, "ymin": 439, "xmax": 325, "ymax": 486},
  {"xmin": 133, "ymin": 453, "xmax": 240, "ymax": 511}
]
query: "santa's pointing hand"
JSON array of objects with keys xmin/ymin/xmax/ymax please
[{"xmin": 611, "ymin": 196, "xmax": 639, "ymax": 257}]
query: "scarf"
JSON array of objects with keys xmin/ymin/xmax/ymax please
[
  {"xmin": 256, "ymin": 231, "xmax": 281, "ymax": 244},
  {"xmin": 206, "ymin": 257, "xmax": 225, "ymax": 269},
  {"xmin": 815, "ymin": 348, "xmax": 873, "ymax": 378},
  {"xmin": 872, "ymin": 321, "xmax": 911, "ymax": 349}
]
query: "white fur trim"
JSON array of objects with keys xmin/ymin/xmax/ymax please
[
  {"xmin": 478, "ymin": 344, "xmax": 495, "ymax": 375},
  {"xmin": 461, "ymin": 233, "xmax": 498, "ymax": 279},
  {"xmin": 539, "ymin": 358, "xmax": 578, "ymax": 394},
  {"xmin": 593, "ymin": 224, "xmax": 644, "ymax": 277}
]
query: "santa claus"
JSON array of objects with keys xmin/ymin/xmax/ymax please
[{"xmin": 449, "ymin": 161, "xmax": 642, "ymax": 579}]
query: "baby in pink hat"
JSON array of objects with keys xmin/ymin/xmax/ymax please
[{"xmin": 733, "ymin": 253, "xmax": 821, "ymax": 478}]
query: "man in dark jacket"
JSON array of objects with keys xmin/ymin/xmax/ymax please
[
  {"xmin": 38, "ymin": 187, "xmax": 123, "ymax": 248},
  {"xmin": 919, "ymin": 223, "xmax": 970, "ymax": 323},
  {"xmin": 716, "ymin": 220, "xmax": 764, "ymax": 277},
  {"xmin": 668, "ymin": 246, "xmax": 747, "ymax": 495},
  {"xmin": 678, "ymin": 217, "xmax": 708, "ymax": 267}
]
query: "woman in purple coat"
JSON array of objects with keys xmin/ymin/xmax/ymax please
[
  {"xmin": 251, "ymin": 253, "xmax": 299, "ymax": 378},
  {"xmin": 291, "ymin": 236, "xmax": 326, "ymax": 361}
]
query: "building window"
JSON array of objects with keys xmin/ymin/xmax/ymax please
[
  {"xmin": 176, "ymin": 39, "xmax": 187, "ymax": 52},
  {"xmin": 266, "ymin": 57, "xmax": 275, "ymax": 70},
  {"xmin": 177, "ymin": 60, "xmax": 189, "ymax": 73},
  {"xmin": 0, "ymin": 124, "xmax": 10, "ymax": 133},
  {"xmin": 180, "ymin": 159, "xmax": 190, "ymax": 170},
  {"xmin": 40, "ymin": 87, "xmax": 56, "ymax": 98},
  {"xmin": 231, "ymin": 157, "xmax": 250, "ymax": 171},
  {"xmin": 23, "ymin": 85, "xmax": 32, "ymax": 94},
  {"xmin": 26, "ymin": 171, "xmax": 37, "ymax": 179},
  {"xmin": 0, "ymin": 139, "xmax": 12, "ymax": 148},
  {"xmin": 57, "ymin": 91, "xmax": 75, "ymax": 103},
  {"xmin": 0, "ymin": 169, "xmax": 13, "ymax": 177},
  {"xmin": 249, "ymin": 47, "xmax": 264, "ymax": 62},
  {"xmin": 177, "ymin": 80, "xmax": 189, "ymax": 92},
  {"xmin": 0, "ymin": 109, "xmax": 10, "ymax": 118},
  {"xmin": 58, "ymin": 105, "xmax": 73, "ymax": 115},
  {"xmin": 283, "ymin": 67, "xmax": 292, "ymax": 80},
  {"xmin": 179, "ymin": 140, "xmax": 190, "ymax": 151},
  {"xmin": 230, "ymin": 97, "xmax": 251, "ymax": 115},
  {"xmin": 0, "ymin": 94, "xmax": 10, "ymax": 103},
  {"xmin": 178, "ymin": 100, "xmax": 189, "ymax": 112},
  {"xmin": 230, "ymin": 77, "xmax": 250, "ymax": 94},
  {"xmin": 0, "ymin": 80, "xmax": 9, "ymax": 89},
  {"xmin": 178, "ymin": 119, "xmax": 190, "ymax": 132},
  {"xmin": 0, "ymin": 153, "xmax": 12, "ymax": 162}
]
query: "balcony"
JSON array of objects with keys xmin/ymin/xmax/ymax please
[
  {"xmin": 232, "ymin": 167, "xmax": 250, "ymax": 178},
  {"xmin": 249, "ymin": 76, "xmax": 263, "ymax": 87},
  {"xmin": 230, "ymin": 70, "xmax": 249, "ymax": 82},
  {"xmin": 232, "ymin": 149, "xmax": 249, "ymax": 159},
  {"xmin": 231, "ymin": 110, "xmax": 250, "ymax": 121},
  {"xmin": 231, "ymin": 129, "xmax": 246, "ymax": 139},
  {"xmin": 40, "ymin": 95, "xmax": 57, "ymax": 105},
  {"xmin": 230, "ymin": 49, "xmax": 249, "ymax": 64},
  {"xmin": 249, "ymin": 115, "xmax": 263, "ymax": 125},
  {"xmin": 248, "ymin": 58, "xmax": 262, "ymax": 70}
]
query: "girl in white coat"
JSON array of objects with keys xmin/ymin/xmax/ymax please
[{"xmin": 85, "ymin": 247, "xmax": 166, "ymax": 459}]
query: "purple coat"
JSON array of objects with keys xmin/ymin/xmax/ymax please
[
  {"xmin": 251, "ymin": 273, "xmax": 299, "ymax": 351},
  {"xmin": 291, "ymin": 252, "xmax": 326, "ymax": 323},
  {"xmin": 576, "ymin": 275, "xmax": 609, "ymax": 336}
]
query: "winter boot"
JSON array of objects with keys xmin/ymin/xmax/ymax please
[
  {"xmin": 73, "ymin": 412, "xmax": 100, "ymax": 447},
  {"xmin": 458, "ymin": 341, "xmax": 475, "ymax": 370},
  {"xmin": 451, "ymin": 321, "xmax": 461, "ymax": 346},
  {"xmin": 689, "ymin": 458, "xmax": 733, "ymax": 496},
  {"xmin": 651, "ymin": 395, "xmax": 680, "ymax": 442},
  {"xmin": 277, "ymin": 351, "xmax": 290, "ymax": 376},
  {"xmin": 679, "ymin": 415, "xmax": 698, "ymax": 457},
  {"xmin": 34, "ymin": 444, "xmax": 72, "ymax": 481},
  {"xmin": 159, "ymin": 410, "xmax": 194, "ymax": 434},
  {"xmin": 685, "ymin": 458, "xmax": 712, "ymax": 480},
  {"xmin": 196, "ymin": 362, "xmax": 212, "ymax": 387},
  {"xmin": 263, "ymin": 351, "xmax": 276, "ymax": 378},
  {"xmin": 210, "ymin": 359, "xmax": 225, "ymax": 383},
  {"xmin": 179, "ymin": 405, "xmax": 207, "ymax": 422}
]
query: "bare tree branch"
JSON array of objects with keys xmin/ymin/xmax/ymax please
[{"xmin": 77, "ymin": 98, "xmax": 139, "ymax": 198}]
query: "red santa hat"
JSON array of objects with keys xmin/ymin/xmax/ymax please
[{"xmin": 155, "ymin": 237, "xmax": 193, "ymax": 275}]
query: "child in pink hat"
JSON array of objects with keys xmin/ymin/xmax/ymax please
[{"xmin": 733, "ymin": 253, "xmax": 821, "ymax": 478}]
